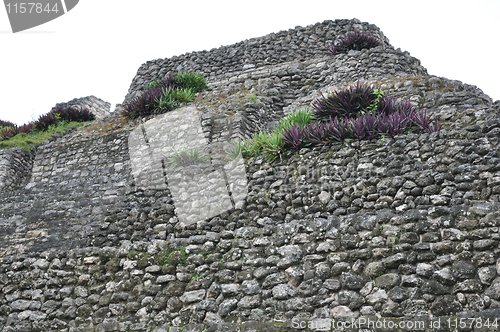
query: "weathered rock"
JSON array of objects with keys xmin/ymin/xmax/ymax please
[
  {"xmin": 485, "ymin": 278, "xmax": 500, "ymax": 300},
  {"xmin": 452, "ymin": 260, "xmax": 476, "ymax": 280},
  {"xmin": 373, "ymin": 273, "xmax": 400, "ymax": 289},
  {"xmin": 180, "ymin": 290, "xmax": 206, "ymax": 303}
]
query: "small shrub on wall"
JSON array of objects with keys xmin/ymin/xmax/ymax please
[
  {"xmin": 311, "ymin": 82, "xmax": 382, "ymax": 121},
  {"xmin": 35, "ymin": 112, "xmax": 60, "ymax": 132},
  {"xmin": 175, "ymin": 72, "xmax": 208, "ymax": 93},
  {"xmin": 123, "ymin": 72, "xmax": 208, "ymax": 119},
  {"xmin": 0, "ymin": 120, "xmax": 16, "ymax": 128}
]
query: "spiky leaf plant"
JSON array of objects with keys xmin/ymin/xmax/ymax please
[
  {"xmin": 329, "ymin": 31, "xmax": 381, "ymax": 55},
  {"xmin": 277, "ymin": 108, "xmax": 313, "ymax": 132},
  {"xmin": 147, "ymin": 74, "xmax": 178, "ymax": 90},
  {"xmin": 282, "ymin": 124, "xmax": 306, "ymax": 150},
  {"xmin": 0, "ymin": 120, "xmax": 16, "ymax": 128},
  {"xmin": 289, "ymin": 82, "xmax": 441, "ymax": 150},
  {"xmin": 16, "ymin": 123, "xmax": 35, "ymax": 135},
  {"xmin": 175, "ymin": 72, "xmax": 208, "ymax": 93},
  {"xmin": 123, "ymin": 88, "xmax": 165, "ymax": 118},
  {"xmin": 162, "ymin": 148, "xmax": 209, "ymax": 169},
  {"xmin": 312, "ymin": 83, "xmax": 379, "ymax": 121},
  {"xmin": 52, "ymin": 105, "xmax": 95, "ymax": 123},
  {"xmin": 1, "ymin": 127, "xmax": 16, "ymax": 140},
  {"xmin": 35, "ymin": 112, "xmax": 59, "ymax": 132}
]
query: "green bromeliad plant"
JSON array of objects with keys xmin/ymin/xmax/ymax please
[{"xmin": 237, "ymin": 108, "xmax": 313, "ymax": 162}]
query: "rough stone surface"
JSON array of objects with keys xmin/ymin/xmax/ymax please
[{"xmin": 1, "ymin": 18, "xmax": 500, "ymax": 332}]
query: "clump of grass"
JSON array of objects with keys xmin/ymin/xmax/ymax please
[
  {"xmin": 175, "ymin": 72, "xmax": 208, "ymax": 93},
  {"xmin": 224, "ymin": 140, "xmax": 254, "ymax": 161},
  {"xmin": 276, "ymin": 108, "xmax": 312, "ymax": 132},
  {"xmin": 248, "ymin": 131, "xmax": 284, "ymax": 161},
  {"xmin": 156, "ymin": 88, "xmax": 196, "ymax": 112},
  {"xmin": 162, "ymin": 247, "xmax": 188, "ymax": 267}
]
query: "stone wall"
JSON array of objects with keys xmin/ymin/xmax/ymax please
[
  {"xmin": 0, "ymin": 128, "xmax": 132, "ymax": 259},
  {"xmin": 0, "ymin": 95, "xmax": 111, "ymax": 195},
  {"xmin": 2, "ymin": 121, "xmax": 500, "ymax": 332},
  {"xmin": 124, "ymin": 19, "xmax": 397, "ymax": 101},
  {"xmin": 1, "ymin": 18, "xmax": 500, "ymax": 332},
  {"xmin": 0, "ymin": 148, "xmax": 33, "ymax": 192},
  {"xmin": 190, "ymin": 43, "xmax": 429, "ymax": 146}
]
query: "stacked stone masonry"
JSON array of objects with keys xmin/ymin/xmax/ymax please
[
  {"xmin": 1, "ymin": 18, "xmax": 500, "ymax": 332},
  {"xmin": 0, "ymin": 96, "xmax": 111, "ymax": 195},
  {"xmin": 0, "ymin": 148, "xmax": 33, "ymax": 192},
  {"xmin": 124, "ymin": 19, "xmax": 394, "ymax": 101}
]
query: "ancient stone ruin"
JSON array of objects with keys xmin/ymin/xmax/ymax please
[{"xmin": 1, "ymin": 19, "xmax": 500, "ymax": 332}]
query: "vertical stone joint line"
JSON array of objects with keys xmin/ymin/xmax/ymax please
[{"xmin": 140, "ymin": 124, "xmax": 149, "ymax": 144}]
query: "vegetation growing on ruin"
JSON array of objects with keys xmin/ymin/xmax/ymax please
[
  {"xmin": 239, "ymin": 82, "xmax": 440, "ymax": 162},
  {"xmin": 329, "ymin": 30, "xmax": 381, "ymax": 54},
  {"xmin": 123, "ymin": 72, "xmax": 208, "ymax": 119},
  {"xmin": 0, "ymin": 105, "xmax": 95, "ymax": 150},
  {"xmin": 227, "ymin": 108, "xmax": 313, "ymax": 162},
  {"xmin": 0, "ymin": 121, "xmax": 85, "ymax": 150},
  {"xmin": 161, "ymin": 148, "xmax": 210, "ymax": 171}
]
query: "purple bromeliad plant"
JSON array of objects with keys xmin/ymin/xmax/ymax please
[
  {"xmin": 282, "ymin": 124, "xmax": 305, "ymax": 150},
  {"xmin": 0, "ymin": 120, "xmax": 16, "ymax": 128},
  {"xmin": 283, "ymin": 82, "xmax": 441, "ymax": 151},
  {"xmin": 52, "ymin": 104, "xmax": 95, "ymax": 123},
  {"xmin": 329, "ymin": 31, "xmax": 382, "ymax": 55},
  {"xmin": 312, "ymin": 82, "xmax": 378, "ymax": 121},
  {"xmin": 123, "ymin": 75, "xmax": 180, "ymax": 119}
]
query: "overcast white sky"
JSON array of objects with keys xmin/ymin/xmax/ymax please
[{"xmin": 1, "ymin": 0, "xmax": 499, "ymax": 125}]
